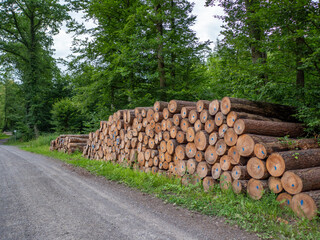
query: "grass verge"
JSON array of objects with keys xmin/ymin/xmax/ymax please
[
  {"xmin": 0, "ymin": 133, "xmax": 11, "ymax": 139},
  {"xmin": 9, "ymin": 135, "xmax": 320, "ymax": 240}
]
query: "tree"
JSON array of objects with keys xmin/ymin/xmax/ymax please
[
  {"xmin": 206, "ymin": 0, "xmax": 320, "ymax": 132},
  {"xmin": 0, "ymin": 0, "xmax": 70, "ymax": 135},
  {"xmin": 67, "ymin": 0, "xmax": 210, "ymax": 118}
]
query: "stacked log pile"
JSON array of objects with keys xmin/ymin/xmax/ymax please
[
  {"xmin": 80, "ymin": 97, "xmax": 320, "ymax": 219},
  {"xmin": 50, "ymin": 134, "xmax": 89, "ymax": 154}
]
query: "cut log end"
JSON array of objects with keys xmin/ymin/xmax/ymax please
[
  {"xmin": 186, "ymin": 143, "xmax": 197, "ymax": 158},
  {"xmin": 276, "ymin": 193, "xmax": 293, "ymax": 209},
  {"xmin": 292, "ymin": 192, "xmax": 319, "ymax": 220},
  {"xmin": 231, "ymin": 165, "xmax": 250, "ymax": 180},
  {"xmin": 281, "ymin": 171, "xmax": 303, "ymax": 195},
  {"xmin": 195, "ymin": 131, "xmax": 208, "ymax": 151},
  {"xmin": 224, "ymin": 128, "xmax": 238, "ymax": 147},
  {"xmin": 254, "ymin": 143, "xmax": 268, "ymax": 160},
  {"xmin": 205, "ymin": 119, "xmax": 217, "ymax": 133},
  {"xmin": 226, "ymin": 111, "xmax": 237, "ymax": 127},
  {"xmin": 197, "ymin": 100, "xmax": 210, "ymax": 113},
  {"xmin": 187, "ymin": 158, "xmax": 197, "ymax": 175},
  {"xmin": 247, "ymin": 157, "xmax": 269, "ymax": 179},
  {"xmin": 209, "ymin": 100, "xmax": 220, "ymax": 115},
  {"xmin": 266, "ymin": 153, "xmax": 285, "ymax": 177},
  {"xmin": 196, "ymin": 162, "xmax": 211, "ymax": 179},
  {"xmin": 215, "ymin": 139, "xmax": 227, "ymax": 156},
  {"xmin": 220, "ymin": 171, "xmax": 232, "ymax": 190},
  {"xmin": 211, "ymin": 163, "xmax": 221, "ymax": 179},
  {"xmin": 247, "ymin": 179, "xmax": 267, "ymax": 200},
  {"xmin": 268, "ymin": 176, "xmax": 283, "ymax": 194},
  {"xmin": 236, "ymin": 134, "xmax": 255, "ymax": 157},
  {"xmin": 205, "ymin": 145, "xmax": 218, "ymax": 165},
  {"xmin": 220, "ymin": 155, "xmax": 233, "ymax": 171},
  {"xmin": 209, "ymin": 132, "xmax": 218, "ymax": 146},
  {"xmin": 215, "ymin": 112, "xmax": 225, "ymax": 127},
  {"xmin": 220, "ymin": 97, "xmax": 231, "ymax": 115},
  {"xmin": 203, "ymin": 176, "xmax": 216, "ymax": 192},
  {"xmin": 232, "ymin": 180, "xmax": 248, "ymax": 194}
]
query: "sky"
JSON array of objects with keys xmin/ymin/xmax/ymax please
[{"xmin": 52, "ymin": 0, "xmax": 224, "ymax": 61}]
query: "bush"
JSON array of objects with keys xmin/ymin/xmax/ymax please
[{"xmin": 51, "ymin": 98, "xmax": 86, "ymax": 133}]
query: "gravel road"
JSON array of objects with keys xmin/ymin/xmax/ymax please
[{"xmin": 0, "ymin": 144, "xmax": 260, "ymax": 240}]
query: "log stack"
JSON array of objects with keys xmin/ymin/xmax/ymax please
[
  {"xmin": 50, "ymin": 134, "xmax": 89, "ymax": 154},
  {"xmin": 80, "ymin": 97, "xmax": 320, "ymax": 220}
]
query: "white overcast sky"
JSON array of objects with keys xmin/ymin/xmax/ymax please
[{"xmin": 52, "ymin": 0, "xmax": 223, "ymax": 61}]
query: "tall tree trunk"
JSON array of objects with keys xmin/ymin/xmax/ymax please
[
  {"xmin": 296, "ymin": 37, "xmax": 305, "ymax": 88},
  {"xmin": 155, "ymin": 3, "xmax": 166, "ymax": 99},
  {"xmin": 170, "ymin": 0, "xmax": 176, "ymax": 79},
  {"xmin": 245, "ymin": 0, "xmax": 268, "ymax": 81}
]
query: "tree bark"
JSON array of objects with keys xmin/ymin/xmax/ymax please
[
  {"xmin": 266, "ymin": 149, "xmax": 320, "ymax": 177},
  {"xmin": 281, "ymin": 167, "xmax": 320, "ymax": 194},
  {"xmin": 234, "ymin": 119, "xmax": 304, "ymax": 137},
  {"xmin": 220, "ymin": 97, "xmax": 297, "ymax": 121}
]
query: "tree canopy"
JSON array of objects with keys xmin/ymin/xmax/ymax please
[{"xmin": 0, "ymin": 0, "xmax": 319, "ymax": 137}]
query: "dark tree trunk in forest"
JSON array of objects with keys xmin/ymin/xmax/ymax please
[
  {"xmin": 296, "ymin": 37, "xmax": 305, "ymax": 89},
  {"xmin": 155, "ymin": 4, "xmax": 166, "ymax": 100},
  {"xmin": 170, "ymin": 0, "xmax": 176, "ymax": 79},
  {"xmin": 244, "ymin": 0, "xmax": 267, "ymax": 81}
]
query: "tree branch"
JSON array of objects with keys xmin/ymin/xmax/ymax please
[
  {"xmin": 10, "ymin": 9, "xmax": 29, "ymax": 48},
  {"xmin": 0, "ymin": 45, "xmax": 28, "ymax": 62},
  {"xmin": 15, "ymin": 0, "xmax": 31, "ymax": 18},
  {"xmin": 0, "ymin": 26, "xmax": 26, "ymax": 45}
]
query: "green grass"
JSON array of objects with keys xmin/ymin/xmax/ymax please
[
  {"xmin": 0, "ymin": 133, "xmax": 11, "ymax": 139},
  {"xmin": 10, "ymin": 136, "xmax": 320, "ymax": 240}
]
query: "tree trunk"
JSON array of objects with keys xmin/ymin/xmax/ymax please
[
  {"xmin": 254, "ymin": 138, "xmax": 319, "ymax": 160},
  {"xmin": 220, "ymin": 97, "xmax": 297, "ymax": 121},
  {"xmin": 244, "ymin": 0, "xmax": 268, "ymax": 82},
  {"xmin": 168, "ymin": 100, "xmax": 197, "ymax": 113},
  {"xmin": 281, "ymin": 167, "xmax": 320, "ymax": 194},
  {"xmin": 155, "ymin": 4, "xmax": 166, "ymax": 98},
  {"xmin": 226, "ymin": 111, "xmax": 282, "ymax": 127},
  {"xmin": 234, "ymin": 119, "xmax": 304, "ymax": 137},
  {"xmin": 266, "ymin": 149, "xmax": 320, "ymax": 177}
]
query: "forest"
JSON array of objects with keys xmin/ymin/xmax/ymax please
[{"xmin": 0, "ymin": 0, "xmax": 319, "ymax": 140}]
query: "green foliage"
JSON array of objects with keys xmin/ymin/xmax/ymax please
[
  {"xmin": 206, "ymin": 0, "xmax": 320, "ymax": 133},
  {"xmin": 51, "ymin": 98, "xmax": 86, "ymax": 133},
  {"xmin": 0, "ymin": 133, "xmax": 10, "ymax": 139},
  {"xmin": 0, "ymin": 0, "xmax": 70, "ymax": 137},
  {"xmin": 12, "ymin": 135, "xmax": 320, "ymax": 239},
  {"xmin": 0, "ymin": 77, "xmax": 25, "ymax": 131},
  {"xmin": 66, "ymin": 0, "xmax": 210, "ymax": 120}
]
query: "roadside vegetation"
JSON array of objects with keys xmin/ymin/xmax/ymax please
[
  {"xmin": 0, "ymin": 133, "xmax": 10, "ymax": 139},
  {"xmin": 8, "ymin": 134, "xmax": 320, "ymax": 240}
]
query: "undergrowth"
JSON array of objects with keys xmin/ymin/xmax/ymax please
[
  {"xmin": 0, "ymin": 133, "xmax": 11, "ymax": 139},
  {"xmin": 9, "ymin": 135, "xmax": 320, "ymax": 240}
]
